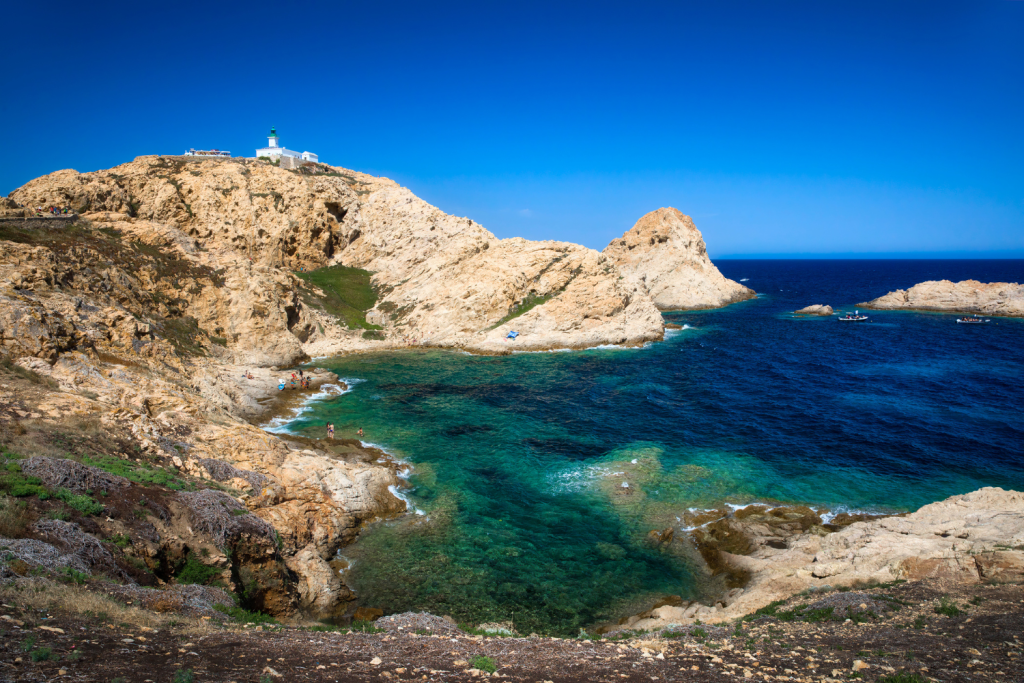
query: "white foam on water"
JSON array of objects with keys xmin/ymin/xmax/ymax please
[
  {"xmin": 262, "ymin": 382, "xmax": 349, "ymax": 433},
  {"xmin": 813, "ymin": 504, "xmax": 874, "ymax": 525},
  {"xmin": 388, "ymin": 485, "xmax": 426, "ymax": 515},
  {"xmin": 630, "ymin": 459, "xmax": 638, "ymax": 464},
  {"xmin": 740, "ymin": 278, "xmax": 749, "ymax": 282}
]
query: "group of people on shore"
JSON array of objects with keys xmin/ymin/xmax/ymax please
[
  {"xmin": 267, "ymin": 369, "xmax": 364, "ymax": 441},
  {"xmin": 36, "ymin": 206, "xmax": 73, "ymax": 216},
  {"xmin": 276, "ymin": 369, "xmax": 313, "ymax": 391}
]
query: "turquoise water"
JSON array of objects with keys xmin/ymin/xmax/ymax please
[{"xmin": 277, "ymin": 260, "xmax": 1024, "ymax": 634}]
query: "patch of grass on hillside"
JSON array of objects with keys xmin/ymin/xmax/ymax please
[
  {"xmin": 175, "ymin": 552, "xmax": 221, "ymax": 585},
  {"xmin": 54, "ymin": 488, "xmax": 104, "ymax": 516},
  {"xmin": 294, "ymin": 265, "xmax": 382, "ymax": 330},
  {"xmin": 81, "ymin": 454, "xmax": 190, "ymax": 491},
  {"xmin": 488, "ymin": 292, "xmax": 554, "ymax": 330},
  {"xmin": 0, "ymin": 462, "xmax": 49, "ymax": 499}
]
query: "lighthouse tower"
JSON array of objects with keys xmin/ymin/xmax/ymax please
[{"xmin": 255, "ymin": 126, "xmax": 319, "ymax": 165}]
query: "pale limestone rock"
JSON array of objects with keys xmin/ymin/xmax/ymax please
[
  {"xmin": 602, "ymin": 208, "xmax": 754, "ymax": 311},
  {"xmin": 793, "ymin": 305, "xmax": 833, "ymax": 316},
  {"xmin": 618, "ymin": 487, "xmax": 1024, "ymax": 632},
  {"xmin": 860, "ymin": 280, "xmax": 1024, "ymax": 317}
]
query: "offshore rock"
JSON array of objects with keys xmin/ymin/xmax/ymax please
[
  {"xmin": 794, "ymin": 304, "xmax": 833, "ymax": 316},
  {"xmin": 602, "ymin": 208, "xmax": 755, "ymax": 311},
  {"xmin": 860, "ymin": 280, "xmax": 1024, "ymax": 317}
]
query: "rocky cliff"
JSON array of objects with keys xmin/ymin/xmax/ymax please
[
  {"xmin": 860, "ymin": 279, "xmax": 1024, "ymax": 317},
  {"xmin": 602, "ymin": 208, "xmax": 754, "ymax": 311}
]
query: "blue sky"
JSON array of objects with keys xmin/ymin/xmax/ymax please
[{"xmin": 3, "ymin": 1, "xmax": 1022, "ymax": 256}]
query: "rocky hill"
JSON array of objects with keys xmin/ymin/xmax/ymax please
[
  {"xmin": 9, "ymin": 157, "xmax": 753, "ymax": 359},
  {"xmin": 603, "ymin": 208, "xmax": 754, "ymax": 311},
  {"xmin": 860, "ymin": 279, "xmax": 1024, "ymax": 317}
]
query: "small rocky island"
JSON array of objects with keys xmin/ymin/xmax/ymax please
[
  {"xmin": 793, "ymin": 304, "xmax": 833, "ymax": 316},
  {"xmin": 860, "ymin": 279, "xmax": 1024, "ymax": 317}
]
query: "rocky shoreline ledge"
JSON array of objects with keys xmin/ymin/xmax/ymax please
[{"xmin": 608, "ymin": 487, "xmax": 1023, "ymax": 634}]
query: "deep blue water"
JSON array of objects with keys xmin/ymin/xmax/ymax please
[{"xmin": 277, "ymin": 260, "xmax": 1024, "ymax": 634}]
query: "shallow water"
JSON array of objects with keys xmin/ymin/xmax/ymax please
[{"xmin": 277, "ymin": 260, "xmax": 1024, "ymax": 634}]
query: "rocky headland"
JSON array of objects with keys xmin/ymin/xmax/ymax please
[
  {"xmin": 860, "ymin": 280, "xmax": 1024, "ymax": 317},
  {"xmin": 602, "ymin": 208, "xmax": 754, "ymax": 311}
]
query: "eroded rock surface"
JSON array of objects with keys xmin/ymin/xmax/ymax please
[
  {"xmin": 602, "ymin": 208, "xmax": 754, "ymax": 311},
  {"xmin": 613, "ymin": 487, "xmax": 1024, "ymax": 632},
  {"xmin": 860, "ymin": 279, "xmax": 1024, "ymax": 317}
]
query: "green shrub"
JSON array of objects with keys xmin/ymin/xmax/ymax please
[
  {"xmin": 0, "ymin": 465, "xmax": 48, "ymax": 498},
  {"xmin": 54, "ymin": 488, "xmax": 104, "ymax": 516},
  {"xmin": 912, "ymin": 615, "xmax": 927, "ymax": 629},
  {"xmin": 30, "ymin": 647, "xmax": 54, "ymax": 661},
  {"xmin": 46, "ymin": 507, "xmax": 71, "ymax": 521},
  {"xmin": 20, "ymin": 635, "xmax": 37, "ymax": 651},
  {"xmin": 175, "ymin": 552, "xmax": 220, "ymax": 585},
  {"xmin": 470, "ymin": 655, "xmax": 496, "ymax": 673},
  {"xmin": 106, "ymin": 533, "xmax": 131, "ymax": 549},
  {"xmin": 934, "ymin": 597, "xmax": 963, "ymax": 617},
  {"xmin": 59, "ymin": 567, "xmax": 90, "ymax": 584},
  {"xmin": 879, "ymin": 672, "xmax": 929, "ymax": 683},
  {"xmin": 172, "ymin": 669, "xmax": 195, "ymax": 683},
  {"xmin": 212, "ymin": 604, "xmax": 277, "ymax": 626}
]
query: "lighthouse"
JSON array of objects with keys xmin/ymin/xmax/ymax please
[{"xmin": 255, "ymin": 127, "xmax": 318, "ymax": 165}]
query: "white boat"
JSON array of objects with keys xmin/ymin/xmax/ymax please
[
  {"xmin": 838, "ymin": 310, "xmax": 869, "ymax": 322},
  {"xmin": 956, "ymin": 317, "xmax": 989, "ymax": 324}
]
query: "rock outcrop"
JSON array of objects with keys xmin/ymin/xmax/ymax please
[
  {"xmin": 794, "ymin": 304, "xmax": 833, "ymax": 316},
  {"xmin": 602, "ymin": 208, "xmax": 754, "ymax": 311},
  {"xmin": 614, "ymin": 487, "xmax": 1024, "ymax": 632},
  {"xmin": 860, "ymin": 280, "xmax": 1024, "ymax": 317}
]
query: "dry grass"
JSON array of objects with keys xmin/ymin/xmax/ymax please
[
  {"xmin": 0, "ymin": 493, "xmax": 31, "ymax": 537},
  {"xmin": 0, "ymin": 577, "xmax": 218, "ymax": 635}
]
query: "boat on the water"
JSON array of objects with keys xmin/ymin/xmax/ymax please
[
  {"xmin": 838, "ymin": 310, "xmax": 869, "ymax": 322},
  {"xmin": 957, "ymin": 317, "xmax": 989, "ymax": 324}
]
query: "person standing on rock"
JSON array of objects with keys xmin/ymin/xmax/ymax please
[
  {"xmin": 327, "ymin": 423, "xmax": 334, "ymax": 439},
  {"xmin": 358, "ymin": 427, "xmax": 364, "ymax": 438}
]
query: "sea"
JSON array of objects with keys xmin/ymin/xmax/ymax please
[{"xmin": 270, "ymin": 260, "xmax": 1024, "ymax": 635}]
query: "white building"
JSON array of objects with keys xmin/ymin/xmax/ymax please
[
  {"xmin": 182, "ymin": 148, "xmax": 231, "ymax": 157},
  {"xmin": 255, "ymin": 127, "xmax": 318, "ymax": 164}
]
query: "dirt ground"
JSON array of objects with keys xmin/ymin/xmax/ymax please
[{"xmin": 0, "ymin": 579, "xmax": 1020, "ymax": 683}]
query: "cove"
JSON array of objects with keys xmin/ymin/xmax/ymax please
[{"xmin": 275, "ymin": 260, "xmax": 1024, "ymax": 635}]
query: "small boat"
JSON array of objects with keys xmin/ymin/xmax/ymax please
[
  {"xmin": 956, "ymin": 317, "xmax": 989, "ymax": 324},
  {"xmin": 838, "ymin": 310, "xmax": 869, "ymax": 322}
]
